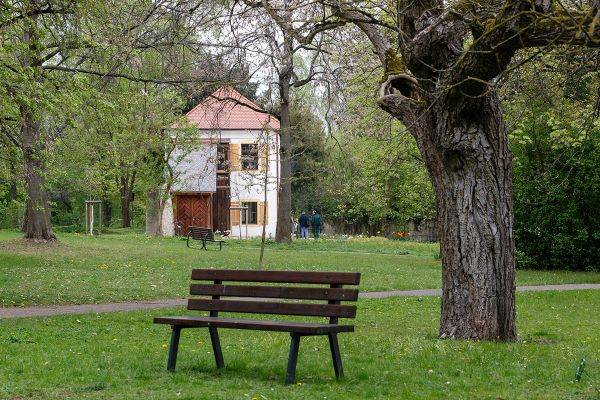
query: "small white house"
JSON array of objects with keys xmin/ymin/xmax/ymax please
[{"xmin": 162, "ymin": 86, "xmax": 280, "ymax": 238}]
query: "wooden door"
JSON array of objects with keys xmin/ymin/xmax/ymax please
[
  {"xmin": 212, "ymin": 187, "xmax": 231, "ymax": 233},
  {"xmin": 175, "ymin": 194, "xmax": 211, "ymax": 236}
]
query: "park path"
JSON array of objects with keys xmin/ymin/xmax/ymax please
[{"xmin": 1, "ymin": 283, "xmax": 599, "ymax": 319}]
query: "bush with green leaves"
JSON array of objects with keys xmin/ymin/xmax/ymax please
[{"xmin": 507, "ymin": 51, "xmax": 600, "ymax": 271}]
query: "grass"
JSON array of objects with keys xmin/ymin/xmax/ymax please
[
  {"xmin": 1, "ymin": 229, "xmax": 599, "ymax": 398},
  {"xmin": 1, "ymin": 291, "xmax": 598, "ymax": 399},
  {"xmin": 1, "ymin": 228, "xmax": 600, "ymax": 307}
]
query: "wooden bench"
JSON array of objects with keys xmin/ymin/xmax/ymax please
[
  {"xmin": 186, "ymin": 226, "xmax": 224, "ymax": 251},
  {"xmin": 153, "ymin": 269, "xmax": 361, "ymax": 385}
]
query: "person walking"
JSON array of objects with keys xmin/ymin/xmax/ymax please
[
  {"xmin": 311, "ymin": 210, "xmax": 322, "ymax": 240},
  {"xmin": 298, "ymin": 211, "xmax": 310, "ymax": 240}
]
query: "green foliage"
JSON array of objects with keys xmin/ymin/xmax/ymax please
[
  {"xmin": 0, "ymin": 198, "xmax": 22, "ymax": 229},
  {"xmin": 316, "ymin": 60, "xmax": 435, "ymax": 234},
  {"xmin": 0, "ymin": 0, "xmax": 231, "ymax": 233},
  {"xmin": 290, "ymin": 103, "xmax": 327, "ymax": 214},
  {"xmin": 505, "ymin": 50, "xmax": 600, "ymax": 271}
]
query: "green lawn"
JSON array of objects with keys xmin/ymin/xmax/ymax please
[
  {"xmin": 1, "ymin": 291, "xmax": 598, "ymax": 399},
  {"xmin": 1, "ymin": 229, "xmax": 600, "ymax": 307},
  {"xmin": 1, "ymin": 229, "xmax": 599, "ymax": 399}
]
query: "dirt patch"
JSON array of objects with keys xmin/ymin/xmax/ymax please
[{"xmin": 0, "ymin": 238, "xmax": 72, "ymax": 255}]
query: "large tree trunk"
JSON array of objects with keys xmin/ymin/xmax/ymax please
[
  {"xmin": 19, "ymin": 20, "xmax": 55, "ymax": 241},
  {"xmin": 146, "ymin": 186, "xmax": 171, "ymax": 236},
  {"xmin": 379, "ymin": 79, "xmax": 516, "ymax": 341},
  {"xmin": 275, "ymin": 36, "xmax": 294, "ymax": 244},
  {"xmin": 145, "ymin": 189, "xmax": 162, "ymax": 235},
  {"xmin": 120, "ymin": 193, "xmax": 132, "ymax": 228},
  {"xmin": 431, "ymin": 95, "xmax": 515, "ymax": 340},
  {"xmin": 21, "ymin": 107, "xmax": 56, "ymax": 241},
  {"xmin": 333, "ymin": 0, "xmax": 594, "ymax": 342},
  {"xmin": 119, "ymin": 171, "xmax": 136, "ymax": 228}
]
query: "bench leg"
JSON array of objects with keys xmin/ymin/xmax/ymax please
[
  {"xmin": 328, "ymin": 333, "xmax": 344, "ymax": 379},
  {"xmin": 167, "ymin": 325, "xmax": 181, "ymax": 371},
  {"xmin": 202, "ymin": 240, "xmax": 208, "ymax": 251},
  {"xmin": 209, "ymin": 327, "xmax": 224, "ymax": 368},
  {"xmin": 285, "ymin": 333, "xmax": 301, "ymax": 386}
]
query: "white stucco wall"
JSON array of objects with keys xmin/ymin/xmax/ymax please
[{"xmin": 219, "ymin": 130, "xmax": 279, "ymax": 238}]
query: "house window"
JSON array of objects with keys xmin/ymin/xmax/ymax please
[
  {"xmin": 241, "ymin": 143, "xmax": 259, "ymax": 170},
  {"xmin": 241, "ymin": 201, "xmax": 258, "ymax": 224}
]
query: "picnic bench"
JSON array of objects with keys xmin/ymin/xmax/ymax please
[
  {"xmin": 186, "ymin": 226, "xmax": 224, "ymax": 251},
  {"xmin": 153, "ymin": 269, "xmax": 361, "ymax": 385}
]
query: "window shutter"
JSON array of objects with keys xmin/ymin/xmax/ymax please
[
  {"xmin": 258, "ymin": 201, "xmax": 268, "ymax": 225},
  {"xmin": 259, "ymin": 143, "xmax": 269, "ymax": 172},
  {"xmin": 229, "ymin": 144, "xmax": 240, "ymax": 171},
  {"xmin": 230, "ymin": 201, "xmax": 240, "ymax": 225}
]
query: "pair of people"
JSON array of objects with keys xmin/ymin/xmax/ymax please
[{"xmin": 298, "ymin": 210, "xmax": 322, "ymax": 240}]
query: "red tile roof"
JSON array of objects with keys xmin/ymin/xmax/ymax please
[{"xmin": 178, "ymin": 86, "xmax": 280, "ymax": 130}]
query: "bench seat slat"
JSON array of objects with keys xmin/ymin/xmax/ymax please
[
  {"xmin": 191, "ymin": 269, "xmax": 361, "ymax": 285},
  {"xmin": 153, "ymin": 316, "xmax": 355, "ymax": 334},
  {"xmin": 187, "ymin": 299, "xmax": 357, "ymax": 318},
  {"xmin": 189, "ymin": 284, "xmax": 359, "ymax": 301}
]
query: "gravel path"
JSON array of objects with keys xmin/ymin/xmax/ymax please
[{"xmin": 1, "ymin": 284, "xmax": 599, "ymax": 319}]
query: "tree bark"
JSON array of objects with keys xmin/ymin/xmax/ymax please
[
  {"xmin": 433, "ymin": 97, "xmax": 515, "ymax": 340},
  {"xmin": 379, "ymin": 81, "xmax": 516, "ymax": 341},
  {"xmin": 21, "ymin": 106, "xmax": 56, "ymax": 241},
  {"xmin": 332, "ymin": 0, "xmax": 598, "ymax": 342},
  {"xmin": 119, "ymin": 170, "xmax": 136, "ymax": 228},
  {"xmin": 145, "ymin": 189, "xmax": 161, "ymax": 236},
  {"xmin": 19, "ymin": 16, "xmax": 55, "ymax": 241},
  {"xmin": 275, "ymin": 35, "xmax": 293, "ymax": 244}
]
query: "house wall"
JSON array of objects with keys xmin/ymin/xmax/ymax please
[
  {"xmin": 170, "ymin": 145, "xmax": 216, "ymax": 192},
  {"xmin": 217, "ymin": 130, "xmax": 279, "ymax": 238},
  {"xmin": 164, "ymin": 129, "xmax": 279, "ymax": 238}
]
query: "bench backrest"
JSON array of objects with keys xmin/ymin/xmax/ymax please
[
  {"xmin": 188, "ymin": 269, "xmax": 361, "ymax": 323},
  {"xmin": 188, "ymin": 226, "xmax": 214, "ymax": 240}
]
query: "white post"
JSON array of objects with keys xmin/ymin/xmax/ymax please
[
  {"xmin": 239, "ymin": 209, "xmax": 243, "ymax": 239},
  {"xmin": 90, "ymin": 204, "xmax": 94, "ymax": 235}
]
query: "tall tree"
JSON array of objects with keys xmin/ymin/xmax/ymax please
[
  {"xmin": 1, "ymin": 0, "xmax": 231, "ymax": 239},
  {"xmin": 251, "ymin": 0, "xmax": 599, "ymax": 339},
  {"xmin": 1, "ymin": 1, "xmax": 80, "ymax": 240},
  {"xmin": 236, "ymin": 1, "xmax": 341, "ymax": 243},
  {"xmin": 325, "ymin": 0, "xmax": 599, "ymax": 340}
]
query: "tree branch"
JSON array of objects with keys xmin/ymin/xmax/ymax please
[
  {"xmin": 41, "ymin": 65, "xmax": 234, "ymax": 85},
  {"xmin": 453, "ymin": 0, "xmax": 600, "ymax": 89}
]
